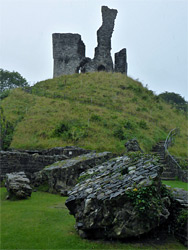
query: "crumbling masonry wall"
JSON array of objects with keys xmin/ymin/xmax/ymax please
[
  {"xmin": 0, "ymin": 147, "xmax": 91, "ymax": 180},
  {"xmin": 52, "ymin": 6, "xmax": 128, "ymax": 77},
  {"xmin": 53, "ymin": 33, "xmax": 85, "ymax": 78}
]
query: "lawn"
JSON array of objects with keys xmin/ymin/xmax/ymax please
[
  {"xmin": 162, "ymin": 180, "xmax": 188, "ymax": 191},
  {"xmin": 0, "ymin": 188, "xmax": 186, "ymax": 250}
]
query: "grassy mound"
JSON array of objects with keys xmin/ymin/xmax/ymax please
[
  {"xmin": 1, "ymin": 72, "xmax": 187, "ymax": 156},
  {"xmin": 0, "ymin": 188, "xmax": 186, "ymax": 249}
]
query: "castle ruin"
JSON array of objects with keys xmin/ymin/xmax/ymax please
[{"xmin": 52, "ymin": 6, "xmax": 128, "ymax": 77}]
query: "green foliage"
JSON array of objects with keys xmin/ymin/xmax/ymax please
[
  {"xmin": 0, "ymin": 68, "xmax": 28, "ymax": 95},
  {"xmin": 125, "ymin": 184, "xmax": 167, "ymax": 221},
  {"xmin": 124, "ymin": 120, "xmax": 135, "ymax": 130},
  {"xmin": 113, "ymin": 126, "xmax": 126, "ymax": 140},
  {"xmin": 52, "ymin": 120, "xmax": 88, "ymax": 142},
  {"xmin": 0, "ymin": 89, "xmax": 10, "ymax": 100},
  {"xmin": 159, "ymin": 92, "xmax": 188, "ymax": 112},
  {"xmin": 159, "ymin": 92, "xmax": 186, "ymax": 105},
  {"xmin": 127, "ymin": 152, "xmax": 146, "ymax": 161},
  {"xmin": 176, "ymin": 209, "xmax": 188, "ymax": 228},
  {"xmin": 90, "ymin": 114, "xmax": 102, "ymax": 122},
  {"xmin": 36, "ymin": 182, "xmax": 49, "ymax": 192},
  {"xmin": 0, "ymin": 106, "xmax": 14, "ymax": 150},
  {"xmin": 0, "ymin": 179, "xmax": 6, "ymax": 187},
  {"xmin": 177, "ymin": 158, "xmax": 188, "ymax": 170},
  {"xmin": 138, "ymin": 120, "xmax": 149, "ymax": 130}
]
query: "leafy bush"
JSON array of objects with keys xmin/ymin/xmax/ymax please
[
  {"xmin": 138, "ymin": 120, "xmax": 149, "ymax": 130},
  {"xmin": 90, "ymin": 114, "xmax": 102, "ymax": 122},
  {"xmin": 113, "ymin": 126, "xmax": 125, "ymax": 140},
  {"xmin": 124, "ymin": 120, "xmax": 135, "ymax": 130},
  {"xmin": 52, "ymin": 120, "xmax": 88, "ymax": 142},
  {"xmin": 53, "ymin": 122, "xmax": 70, "ymax": 137},
  {"xmin": 159, "ymin": 92, "xmax": 188, "ymax": 112},
  {"xmin": 125, "ymin": 184, "xmax": 169, "ymax": 222},
  {"xmin": 0, "ymin": 68, "xmax": 28, "ymax": 93},
  {"xmin": 0, "ymin": 107, "xmax": 14, "ymax": 150}
]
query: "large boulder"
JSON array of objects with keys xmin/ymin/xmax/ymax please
[
  {"xmin": 32, "ymin": 152, "xmax": 114, "ymax": 195},
  {"xmin": 66, "ymin": 154, "xmax": 171, "ymax": 239},
  {"xmin": 5, "ymin": 171, "xmax": 32, "ymax": 199},
  {"xmin": 125, "ymin": 139, "xmax": 143, "ymax": 152}
]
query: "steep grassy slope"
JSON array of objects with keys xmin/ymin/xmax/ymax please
[{"xmin": 1, "ymin": 72, "xmax": 187, "ymax": 156}]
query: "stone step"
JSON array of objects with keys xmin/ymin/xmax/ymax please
[{"xmin": 161, "ymin": 177, "xmax": 176, "ymax": 181}]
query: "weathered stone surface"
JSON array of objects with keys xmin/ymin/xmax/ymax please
[
  {"xmin": 53, "ymin": 33, "xmax": 85, "ymax": 77},
  {"xmin": 33, "ymin": 152, "xmax": 114, "ymax": 194},
  {"xmin": 66, "ymin": 154, "xmax": 170, "ymax": 239},
  {"xmin": 0, "ymin": 150, "xmax": 68, "ymax": 180},
  {"xmin": 115, "ymin": 48, "xmax": 128, "ymax": 74},
  {"xmin": 0, "ymin": 146, "xmax": 91, "ymax": 181},
  {"xmin": 5, "ymin": 172, "xmax": 32, "ymax": 199},
  {"xmin": 171, "ymin": 188, "xmax": 188, "ymax": 208},
  {"xmin": 125, "ymin": 139, "xmax": 143, "ymax": 152},
  {"xmin": 52, "ymin": 6, "xmax": 128, "ymax": 76},
  {"xmin": 41, "ymin": 146, "xmax": 91, "ymax": 157},
  {"xmin": 166, "ymin": 188, "xmax": 188, "ymax": 247},
  {"xmin": 83, "ymin": 6, "xmax": 117, "ymax": 73}
]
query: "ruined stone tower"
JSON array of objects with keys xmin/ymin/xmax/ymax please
[{"xmin": 52, "ymin": 6, "xmax": 128, "ymax": 78}]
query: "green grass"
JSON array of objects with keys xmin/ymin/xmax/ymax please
[
  {"xmin": 1, "ymin": 72, "xmax": 187, "ymax": 156},
  {"xmin": 162, "ymin": 180, "xmax": 188, "ymax": 191},
  {"xmin": 0, "ymin": 188, "xmax": 186, "ymax": 249}
]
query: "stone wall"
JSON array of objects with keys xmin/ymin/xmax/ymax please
[
  {"xmin": 166, "ymin": 155, "xmax": 188, "ymax": 182},
  {"xmin": 0, "ymin": 151, "xmax": 67, "ymax": 179},
  {"xmin": 82, "ymin": 6, "xmax": 118, "ymax": 73},
  {"xmin": 0, "ymin": 147, "xmax": 91, "ymax": 180},
  {"xmin": 53, "ymin": 33, "xmax": 85, "ymax": 77},
  {"xmin": 115, "ymin": 49, "xmax": 128, "ymax": 74},
  {"xmin": 32, "ymin": 152, "xmax": 114, "ymax": 195},
  {"xmin": 17, "ymin": 146, "xmax": 91, "ymax": 158}
]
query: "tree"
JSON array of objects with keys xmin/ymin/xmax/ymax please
[
  {"xmin": 0, "ymin": 68, "xmax": 28, "ymax": 93},
  {"xmin": 159, "ymin": 92, "xmax": 188, "ymax": 112},
  {"xmin": 0, "ymin": 106, "xmax": 14, "ymax": 150}
]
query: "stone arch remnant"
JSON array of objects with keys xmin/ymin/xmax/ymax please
[{"xmin": 52, "ymin": 6, "xmax": 128, "ymax": 77}]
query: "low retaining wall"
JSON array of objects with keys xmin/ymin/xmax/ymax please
[
  {"xmin": 0, "ymin": 151, "xmax": 67, "ymax": 179},
  {"xmin": 166, "ymin": 155, "xmax": 188, "ymax": 183},
  {"xmin": 0, "ymin": 147, "xmax": 92, "ymax": 180}
]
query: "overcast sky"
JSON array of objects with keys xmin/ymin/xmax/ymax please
[{"xmin": 0, "ymin": 0, "xmax": 187, "ymax": 100}]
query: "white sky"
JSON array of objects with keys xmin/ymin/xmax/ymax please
[{"xmin": 0, "ymin": 0, "xmax": 187, "ymax": 100}]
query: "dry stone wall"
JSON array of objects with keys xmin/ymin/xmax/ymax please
[
  {"xmin": 0, "ymin": 147, "xmax": 91, "ymax": 180},
  {"xmin": 32, "ymin": 152, "xmax": 114, "ymax": 195}
]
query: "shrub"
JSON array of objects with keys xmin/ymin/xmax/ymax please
[
  {"xmin": 123, "ymin": 120, "xmax": 135, "ymax": 130},
  {"xmin": 125, "ymin": 184, "xmax": 169, "ymax": 222},
  {"xmin": 52, "ymin": 120, "xmax": 88, "ymax": 142},
  {"xmin": 138, "ymin": 120, "xmax": 149, "ymax": 130},
  {"xmin": 113, "ymin": 126, "xmax": 125, "ymax": 140},
  {"xmin": 90, "ymin": 114, "xmax": 102, "ymax": 122}
]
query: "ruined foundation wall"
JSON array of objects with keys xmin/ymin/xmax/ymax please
[{"xmin": 0, "ymin": 147, "xmax": 91, "ymax": 179}]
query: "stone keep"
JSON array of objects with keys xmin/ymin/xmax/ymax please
[
  {"xmin": 52, "ymin": 6, "xmax": 128, "ymax": 77},
  {"xmin": 53, "ymin": 33, "xmax": 85, "ymax": 77}
]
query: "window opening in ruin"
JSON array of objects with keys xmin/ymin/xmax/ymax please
[
  {"xmin": 97, "ymin": 65, "xmax": 106, "ymax": 71},
  {"xmin": 76, "ymin": 67, "xmax": 81, "ymax": 74}
]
